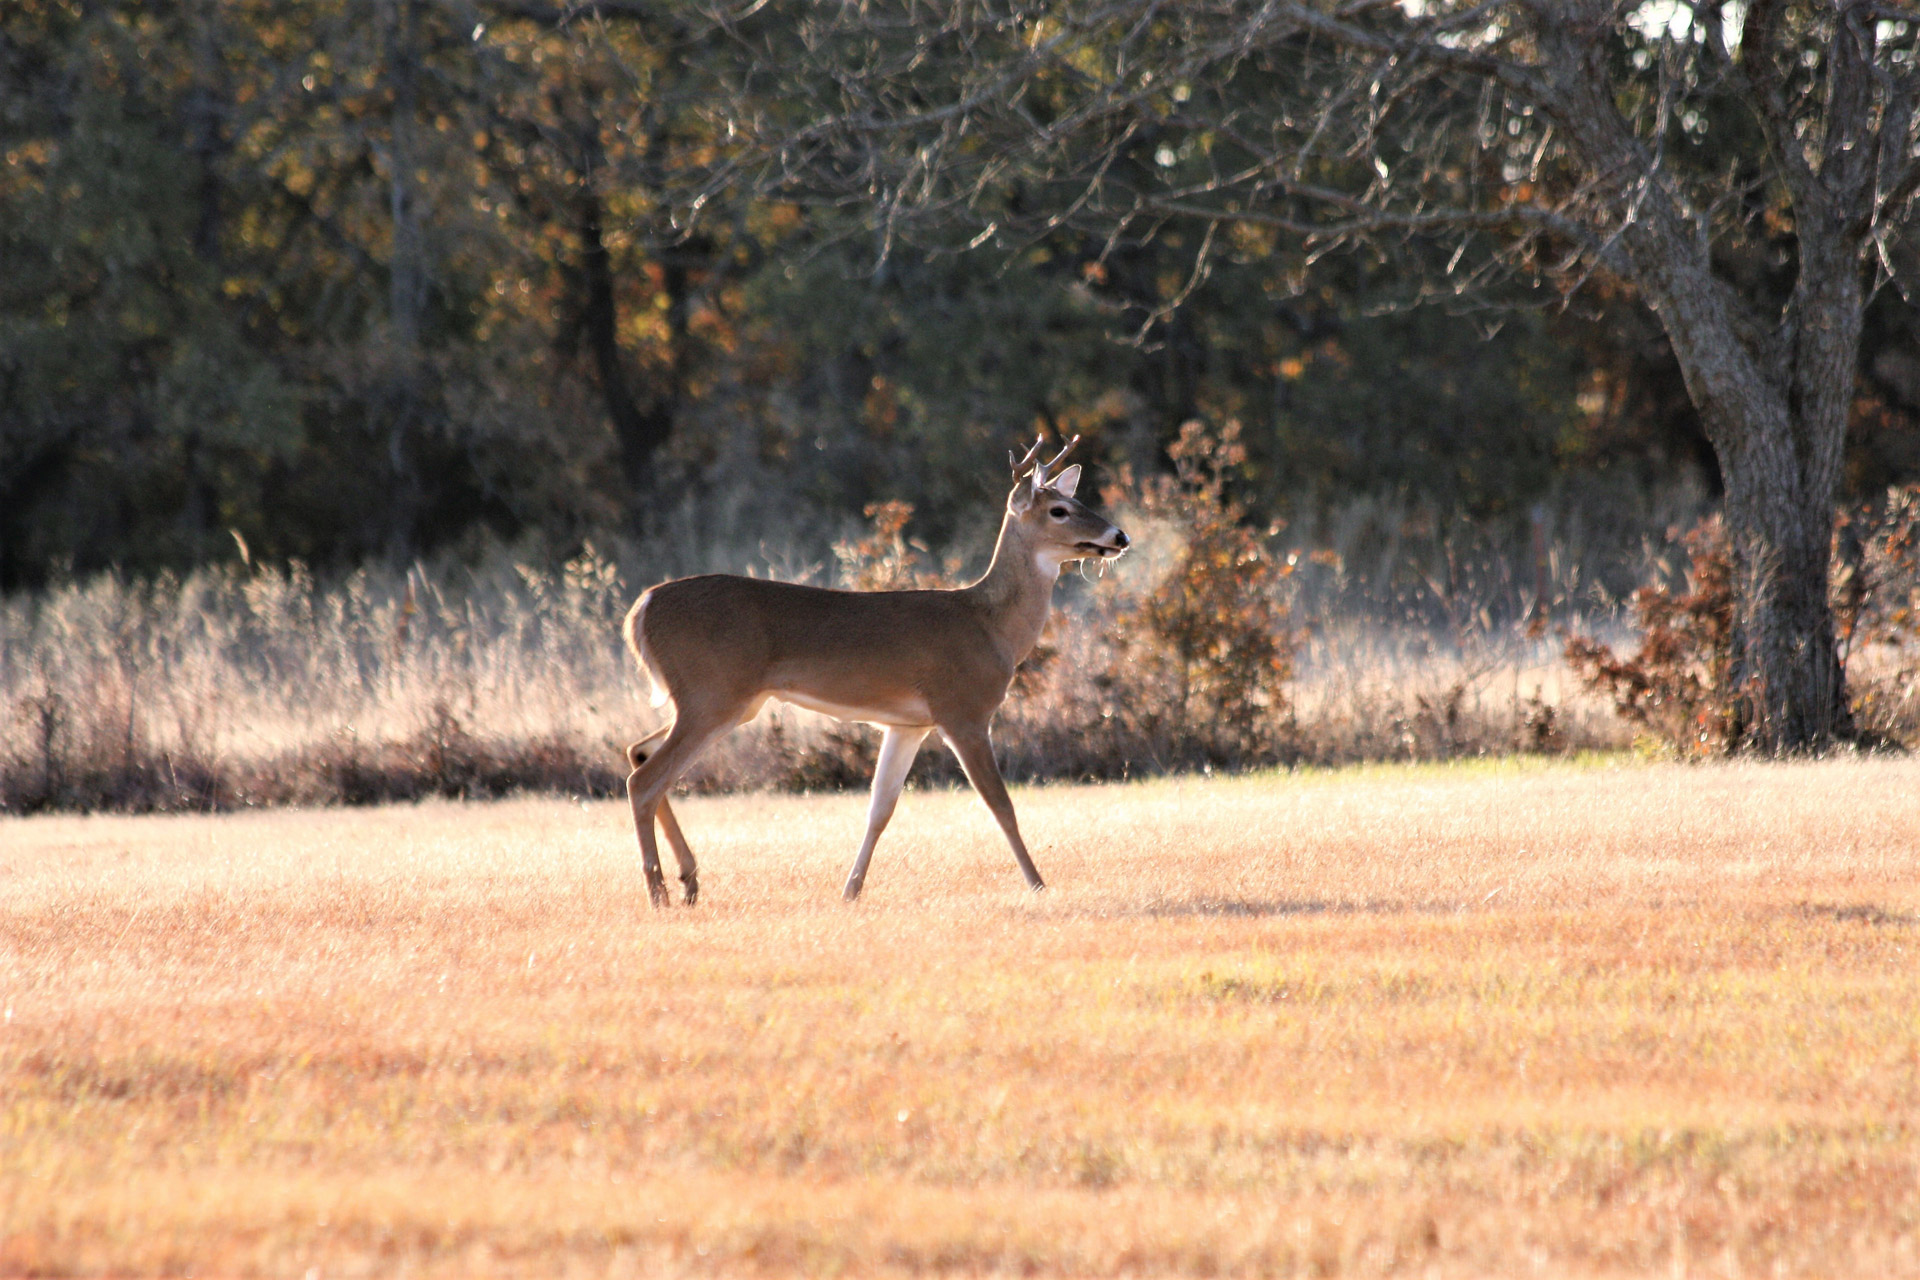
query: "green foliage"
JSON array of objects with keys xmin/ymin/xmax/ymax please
[
  {"xmin": 1263, "ymin": 305, "xmax": 1588, "ymax": 519},
  {"xmin": 2, "ymin": 1, "xmax": 1912, "ymax": 597}
]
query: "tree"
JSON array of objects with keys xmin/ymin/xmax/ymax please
[
  {"xmin": 0, "ymin": 0, "xmax": 743, "ymax": 578},
  {"xmin": 472, "ymin": 2, "xmax": 758, "ymax": 512},
  {"xmin": 722, "ymin": 0, "xmax": 1920, "ymax": 751},
  {"xmin": 0, "ymin": 1, "xmax": 302, "ymax": 581}
]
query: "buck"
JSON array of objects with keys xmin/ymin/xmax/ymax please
[{"xmin": 620, "ymin": 436, "xmax": 1130, "ymax": 906}]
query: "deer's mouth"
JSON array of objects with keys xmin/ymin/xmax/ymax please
[{"xmin": 1076, "ymin": 538, "xmax": 1128, "ymax": 559}]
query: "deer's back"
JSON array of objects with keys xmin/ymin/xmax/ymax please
[{"xmin": 634, "ymin": 574, "xmax": 1008, "ymax": 722}]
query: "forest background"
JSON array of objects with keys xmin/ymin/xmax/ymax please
[{"xmin": 2, "ymin": 1, "xmax": 1918, "ymax": 811}]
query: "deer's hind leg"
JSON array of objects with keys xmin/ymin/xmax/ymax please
[
  {"xmin": 626, "ymin": 711, "xmax": 735, "ymax": 908},
  {"xmin": 625, "ymin": 695, "xmax": 764, "ymax": 908},
  {"xmin": 627, "ymin": 728, "xmax": 700, "ymax": 905}
]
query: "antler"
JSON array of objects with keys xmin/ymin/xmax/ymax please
[
  {"xmin": 1032, "ymin": 434, "xmax": 1080, "ymax": 488},
  {"xmin": 1008, "ymin": 437, "xmax": 1045, "ymax": 481},
  {"xmin": 1009, "ymin": 433, "xmax": 1081, "ymax": 487}
]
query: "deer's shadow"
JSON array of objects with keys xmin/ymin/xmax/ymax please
[{"xmin": 1133, "ymin": 897, "xmax": 1403, "ymax": 920}]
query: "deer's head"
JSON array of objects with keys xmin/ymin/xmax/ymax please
[{"xmin": 1007, "ymin": 435, "xmax": 1130, "ymax": 570}]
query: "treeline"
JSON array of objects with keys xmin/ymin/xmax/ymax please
[{"xmin": 2, "ymin": 1, "xmax": 1917, "ymax": 593}]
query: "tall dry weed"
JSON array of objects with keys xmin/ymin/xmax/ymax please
[
  {"xmin": 0, "ymin": 551, "xmax": 652, "ymax": 812},
  {"xmin": 4, "ymin": 461, "xmax": 1647, "ymax": 814}
]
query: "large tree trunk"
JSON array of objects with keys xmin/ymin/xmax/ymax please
[
  {"xmin": 1719, "ymin": 242, "xmax": 1861, "ymax": 750},
  {"xmin": 1634, "ymin": 243, "xmax": 1859, "ymax": 752},
  {"xmin": 1717, "ymin": 418, "xmax": 1852, "ymax": 750}
]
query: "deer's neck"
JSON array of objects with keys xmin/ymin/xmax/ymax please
[{"xmin": 966, "ymin": 514, "xmax": 1061, "ymax": 665}]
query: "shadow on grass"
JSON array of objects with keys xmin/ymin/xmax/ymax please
[
  {"xmin": 1137, "ymin": 897, "xmax": 1394, "ymax": 919},
  {"xmin": 1796, "ymin": 902, "xmax": 1919, "ymax": 928}
]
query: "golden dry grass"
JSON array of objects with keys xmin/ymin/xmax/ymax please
[{"xmin": 3, "ymin": 756, "xmax": 1919, "ymax": 1277}]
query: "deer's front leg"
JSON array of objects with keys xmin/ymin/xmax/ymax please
[
  {"xmin": 941, "ymin": 724, "xmax": 1045, "ymax": 892},
  {"xmin": 843, "ymin": 724, "xmax": 933, "ymax": 901}
]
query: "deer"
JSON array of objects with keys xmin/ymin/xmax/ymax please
[{"xmin": 620, "ymin": 435, "xmax": 1130, "ymax": 906}]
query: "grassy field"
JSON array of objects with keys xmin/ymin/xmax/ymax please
[{"xmin": 3, "ymin": 756, "xmax": 1918, "ymax": 1277}]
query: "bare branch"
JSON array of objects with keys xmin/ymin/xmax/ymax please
[{"xmin": 1738, "ymin": 0, "xmax": 1826, "ymax": 216}]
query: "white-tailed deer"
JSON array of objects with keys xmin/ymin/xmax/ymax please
[{"xmin": 621, "ymin": 435, "xmax": 1129, "ymax": 906}]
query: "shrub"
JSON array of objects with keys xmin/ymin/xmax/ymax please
[
  {"xmin": 1835, "ymin": 486, "xmax": 1920, "ymax": 744},
  {"xmin": 1566, "ymin": 489, "xmax": 1920, "ymax": 755},
  {"xmin": 831, "ymin": 499, "xmax": 960, "ymax": 591},
  {"xmin": 1117, "ymin": 420, "xmax": 1301, "ymax": 763},
  {"xmin": 1000, "ymin": 420, "xmax": 1302, "ymax": 775},
  {"xmin": 1564, "ymin": 516, "xmax": 1736, "ymax": 756}
]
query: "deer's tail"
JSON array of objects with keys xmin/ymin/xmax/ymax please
[{"xmin": 622, "ymin": 590, "xmax": 670, "ymax": 709}]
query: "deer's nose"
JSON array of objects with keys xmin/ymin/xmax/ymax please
[{"xmin": 1112, "ymin": 530, "xmax": 1130, "ymax": 549}]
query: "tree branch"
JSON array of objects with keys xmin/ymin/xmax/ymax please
[{"xmin": 1738, "ymin": 0, "xmax": 1826, "ymax": 218}]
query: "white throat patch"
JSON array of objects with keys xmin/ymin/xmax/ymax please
[{"xmin": 1033, "ymin": 549, "xmax": 1071, "ymax": 579}]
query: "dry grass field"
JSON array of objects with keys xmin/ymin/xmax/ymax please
[{"xmin": 3, "ymin": 756, "xmax": 1918, "ymax": 1277}]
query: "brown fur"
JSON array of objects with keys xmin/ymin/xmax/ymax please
[{"xmin": 621, "ymin": 439, "xmax": 1128, "ymax": 906}]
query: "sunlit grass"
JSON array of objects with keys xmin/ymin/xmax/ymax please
[{"xmin": 4, "ymin": 757, "xmax": 1919, "ymax": 1276}]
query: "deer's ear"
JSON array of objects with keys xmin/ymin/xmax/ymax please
[
  {"xmin": 1052, "ymin": 464, "xmax": 1082, "ymax": 498},
  {"xmin": 1008, "ymin": 476, "xmax": 1036, "ymax": 514}
]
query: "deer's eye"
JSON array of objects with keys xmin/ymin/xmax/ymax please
[{"xmin": 1049, "ymin": 506, "xmax": 1069, "ymax": 519}]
